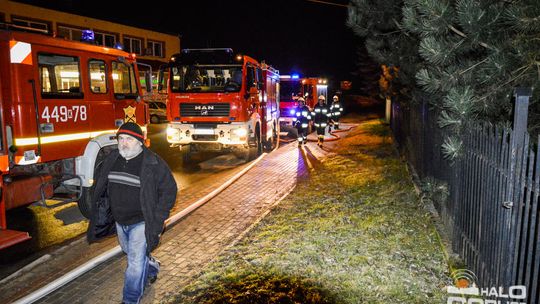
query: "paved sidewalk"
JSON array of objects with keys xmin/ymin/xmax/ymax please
[
  {"xmin": 0, "ymin": 161, "xmax": 250, "ymax": 304},
  {"xmin": 33, "ymin": 130, "xmax": 342, "ymax": 304}
]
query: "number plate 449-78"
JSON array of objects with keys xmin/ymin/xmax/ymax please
[{"xmin": 41, "ymin": 105, "xmax": 87, "ymax": 123}]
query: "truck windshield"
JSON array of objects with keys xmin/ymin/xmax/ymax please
[
  {"xmin": 279, "ymin": 80, "xmax": 302, "ymax": 101},
  {"xmin": 170, "ymin": 65, "xmax": 243, "ymax": 93}
]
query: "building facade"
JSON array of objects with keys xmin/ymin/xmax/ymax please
[{"xmin": 0, "ymin": 0, "xmax": 179, "ymax": 94}]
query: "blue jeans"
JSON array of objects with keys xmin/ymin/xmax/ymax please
[{"xmin": 116, "ymin": 222, "xmax": 160, "ymax": 304}]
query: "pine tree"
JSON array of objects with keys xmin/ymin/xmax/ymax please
[
  {"xmin": 348, "ymin": 0, "xmax": 540, "ymax": 158},
  {"xmin": 353, "ymin": 43, "xmax": 382, "ymax": 98}
]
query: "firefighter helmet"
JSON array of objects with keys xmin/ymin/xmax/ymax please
[
  {"xmin": 298, "ymin": 97, "xmax": 305, "ymax": 103},
  {"xmin": 333, "ymin": 95, "xmax": 339, "ymax": 101}
]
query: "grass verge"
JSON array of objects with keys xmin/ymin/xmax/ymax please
[{"xmin": 165, "ymin": 118, "xmax": 450, "ymax": 304}]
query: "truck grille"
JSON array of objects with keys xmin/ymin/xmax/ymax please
[{"xmin": 180, "ymin": 103, "xmax": 230, "ymax": 117}]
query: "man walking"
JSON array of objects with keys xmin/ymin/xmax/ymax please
[{"xmin": 87, "ymin": 122, "xmax": 177, "ymax": 304}]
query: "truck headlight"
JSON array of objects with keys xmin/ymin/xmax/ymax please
[
  {"xmin": 166, "ymin": 127, "xmax": 181, "ymax": 141},
  {"xmin": 232, "ymin": 128, "xmax": 248, "ymax": 137}
]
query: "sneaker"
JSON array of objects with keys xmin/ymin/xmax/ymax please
[{"xmin": 147, "ymin": 256, "xmax": 161, "ymax": 284}]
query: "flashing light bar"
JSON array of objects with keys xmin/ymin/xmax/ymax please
[{"xmin": 280, "ymin": 74, "xmax": 301, "ymax": 80}]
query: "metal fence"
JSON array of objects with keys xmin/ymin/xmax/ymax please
[{"xmin": 391, "ymin": 88, "xmax": 540, "ymax": 303}]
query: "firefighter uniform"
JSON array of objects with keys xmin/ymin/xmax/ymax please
[
  {"xmin": 312, "ymin": 96, "xmax": 330, "ymax": 147},
  {"xmin": 330, "ymin": 95, "xmax": 344, "ymax": 130},
  {"xmin": 293, "ymin": 97, "xmax": 311, "ymax": 146}
]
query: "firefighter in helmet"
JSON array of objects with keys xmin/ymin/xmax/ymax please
[
  {"xmin": 293, "ymin": 97, "xmax": 311, "ymax": 147},
  {"xmin": 312, "ymin": 95, "xmax": 329, "ymax": 147},
  {"xmin": 329, "ymin": 95, "xmax": 344, "ymax": 130}
]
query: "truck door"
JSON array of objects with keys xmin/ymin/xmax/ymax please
[
  {"xmin": 112, "ymin": 60, "xmax": 143, "ymax": 125},
  {"xmin": 35, "ymin": 52, "xmax": 92, "ymax": 161}
]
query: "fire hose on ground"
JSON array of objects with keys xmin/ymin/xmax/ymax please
[{"xmin": 279, "ymin": 124, "xmax": 355, "ymax": 143}]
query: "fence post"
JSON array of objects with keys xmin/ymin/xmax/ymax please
[
  {"xmin": 512, "ymin": 88, "xmax": 531, "ymax": 147},
  {"xmin": 502, "ymin": 87, "xmax": 531, "ymax": 287}
]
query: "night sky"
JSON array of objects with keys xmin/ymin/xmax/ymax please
[{"xmin": 16, "ymin": 0, "xmax": 358, "ymax": 89}]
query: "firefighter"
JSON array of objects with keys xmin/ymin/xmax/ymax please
[
  {"xmin": 313, "ymin": 95, "xmax": 330, "ymax": 147},
  {"xmin": 293, "ymin": 97, "xmax": 311, "ymax": 147},
  {"xmin": 329, "ymin": 95, "xmax": 344, "ymax": 130}
]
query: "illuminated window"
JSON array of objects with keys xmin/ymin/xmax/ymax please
[
  {"xmin": 89, "ymin": 60, "xmax": 107, "ymax": 93},
  {"xmin": 38, "ymin": 54, "xmax": 82, "ymax": 98}
]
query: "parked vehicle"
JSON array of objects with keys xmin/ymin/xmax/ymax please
[
  {"xmin": 0, "ymin": 24, "xmax": 149, "ymax": 249},
  {"xmin": 162, "ymin": 48, "xmax": 280, "ymax": 162},
  {"xmin": 279, "ymin": 76, "xmax": 327, "ymax": 128},
  {"xmin": 148, "ymin": 101, "xmax": 167, "ymax": 123}
]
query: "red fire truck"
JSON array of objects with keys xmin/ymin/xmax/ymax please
[
  {"xmin": 0, "ymin": 26, "xmax": 149, "ymax": 249},
  {"xmin": 278, "ymin": 75, "xmax": 328, "ymax": 128},
  {"xmin": 163, "ymin": 48, "xmax": 280, "ymax": 161}
]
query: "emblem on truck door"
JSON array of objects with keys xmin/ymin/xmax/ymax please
[{"xmin": 123, "ymin": 106, "xmax": 136, "ymax": 122}]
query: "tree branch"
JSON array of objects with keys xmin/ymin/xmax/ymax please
[{"xmin": 448, "ymin": 25, "xmax": 492, "ymax": 50}]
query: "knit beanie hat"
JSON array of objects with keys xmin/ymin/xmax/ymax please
[{"xmin": 117, "ymin": 122, "xmax": 144, "ymax": 144}]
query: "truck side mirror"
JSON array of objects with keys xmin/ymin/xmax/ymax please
[
  {"xmin": 158, "ymin": 68, "xmax": 165, "ymax": 91},
  {"xmin": 144, "ymin": 71, "xmax": 152, "ymax": 93}
]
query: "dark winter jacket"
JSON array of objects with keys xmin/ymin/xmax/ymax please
[{"xmin": 86, "ymin": 146, "xmax": 177, "ymax": 254}]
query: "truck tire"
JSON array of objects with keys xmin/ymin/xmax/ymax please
[
  {"xmin": 264, "ymin": 125, "xmax": 278, "ymax": 152},
  {"xmin": 180, "ymin": 145, "xmax": 192, "ymax": 164},
  {"xmin": 249, "ymin": 127, "xmax": 263, "ymax": 160},
  {"xmin": 237, "ymin": 128, "xmax": 262, "ymax": 162},
  {"xmin": 78, "ymin": 186, "xmax": 93, "ymax": 219}
]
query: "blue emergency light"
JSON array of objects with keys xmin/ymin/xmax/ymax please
[{"xmin": 82, "ymin": 30, "xmax": 95, "ymax": 42}]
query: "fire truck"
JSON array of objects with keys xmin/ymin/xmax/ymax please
[
  {"xmin": 163, "ymin": 48, "xmax": 280, "ymax": 162},
  {"xmin": 278, "ymin": 75, "xmax": 327, "ymax": 128},
  {"xmin": 0, "ymin": 26, "xmax": 149, "ymax": 249}
]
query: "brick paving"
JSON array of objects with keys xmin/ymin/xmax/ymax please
[
  {"xmin": 0, "ymin": 162, "xmax": 249, "ymax": 304},
  {"xmin": 32, "ymin": 135, "xmax": 333, "ymax": 304}
]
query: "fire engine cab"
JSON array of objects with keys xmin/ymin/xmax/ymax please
[
  {"xmin": 164, "ymin": 48, "xmax": 280, "ymax": 162},
  {"xmin": 0, "ymin": 25, "xmax": 149, "ymax": 249},
  {"xmin": 278, "ymin": 75, "xmax": 327, "ymax": 128}
]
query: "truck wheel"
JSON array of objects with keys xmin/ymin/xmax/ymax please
[
  {"xmin": 150, "ymin": 115, "xmax": 160, "ymax": 124},
  {"xmin": 264, "ymin": 125, "xmax": 278, "ymax": 152},
  {"xmin": 238, "ymin": 130, "xmax": 262, "ymax": 162},
  {"xmin": 249, "ymin": 129, "xmax": 263, "ymax": 160},
  {"xmin": 78, "ymin": 186, "xmax": 93, "ymax": 219},
  {"xmin": 180, "ymin": 145, "xmax": 192, "ymax": 164}
]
